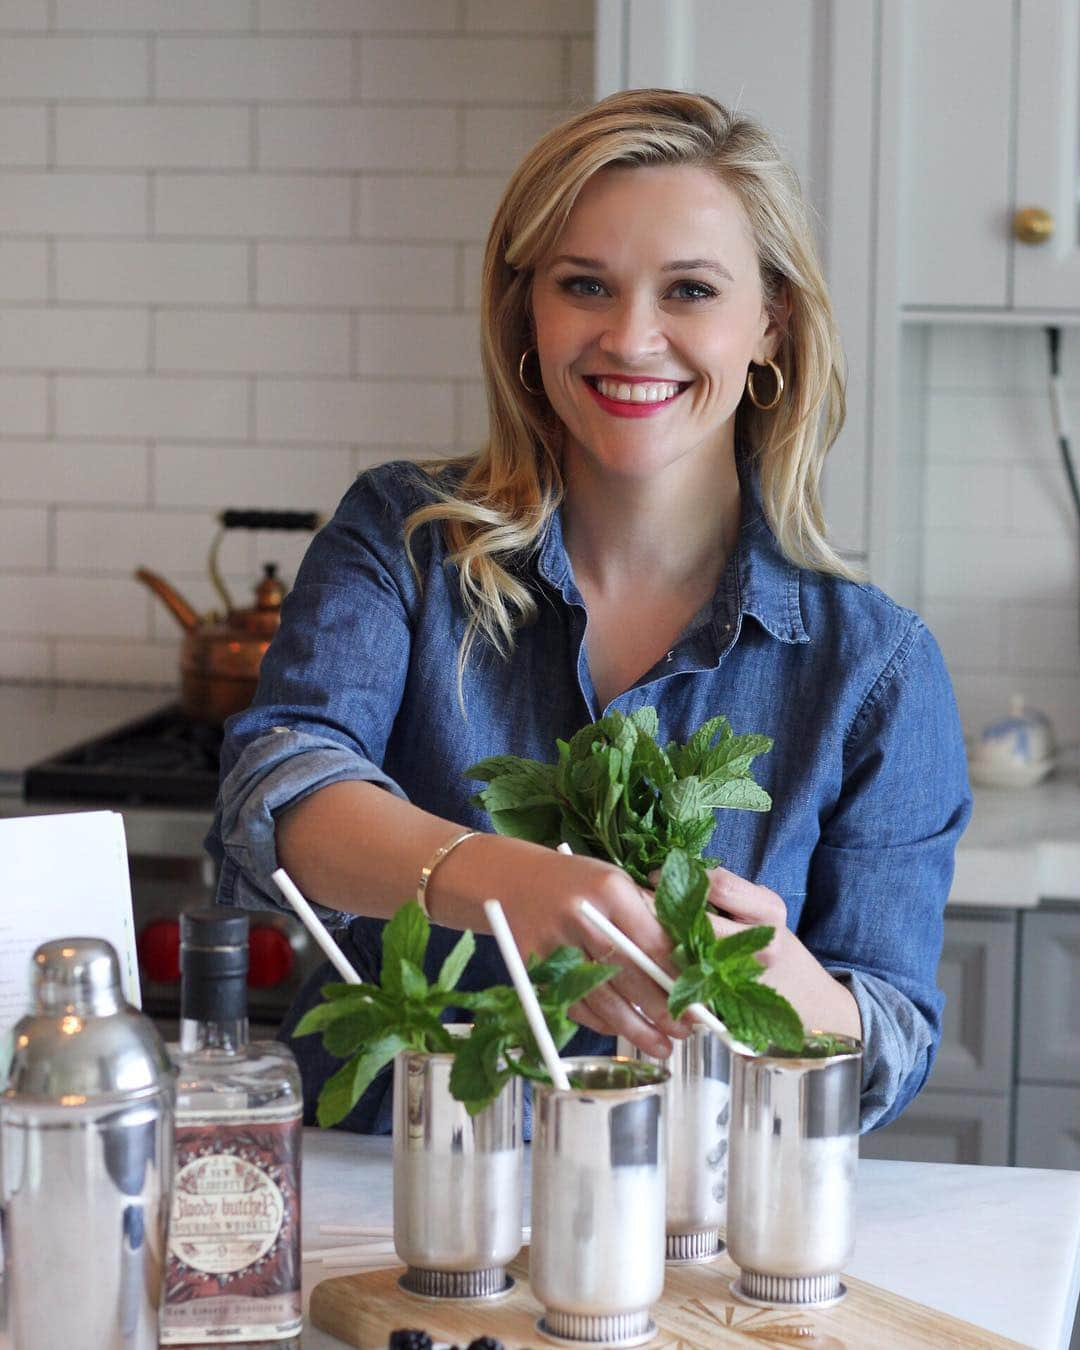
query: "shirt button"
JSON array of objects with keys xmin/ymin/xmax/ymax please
[{"xmin": 724, "ymin": 624, "xmax": 731, "ymax": 632}]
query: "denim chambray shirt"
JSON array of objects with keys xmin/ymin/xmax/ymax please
[{"xmin": 207, "ymin": 456, "xmax": 971, "ymax": 1137}]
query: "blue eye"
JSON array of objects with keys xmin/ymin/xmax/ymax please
[
  {"xmin": 560, "ymin": 275, "xmax": 607, "ymax": 297},
  {"xmin": 668, "ymin": 280, "xmax": 717, "ymax": 301}
]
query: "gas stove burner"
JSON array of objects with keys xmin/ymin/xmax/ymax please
[{"xmin": 24, "ymin": 704, "xmax": 222, "ymax": 808}]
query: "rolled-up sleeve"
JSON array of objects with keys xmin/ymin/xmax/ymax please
[
  {"xmin": 800, "ymin": 619, "xmax": 972, "ymax": 1132},
  {"xmin": 205, "ymin": 466, "xmax": 428, "ymax": 927}
]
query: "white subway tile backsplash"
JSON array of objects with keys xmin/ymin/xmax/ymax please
[
  {"xmin": 923, "ymin": 461, "xmax": 1009, "ymax": 531},
  {"xmin": 926, "ymin": 324, "xmax": 1050, "ymax": 392},
  {"xmin": 0, "ymin": 376, "xmax": 48, "ymax": 435},
  {"xmin": 949, "ymin": 670, "xmax": 1080, "ymax": 747},
  {"xmin": 462, "ymin": 106, "xmax": 563, "ymax": 171},
  {"xmin": 923, "ymin": 528, "xmax": 1078, "ymax": 604},
  {"xmin": 0, "ymin": 5, "xmax": 590, "ymax": 687},
  {"xmin": 56, "ymin": 376, "xmax": 248, "ymax": 439},
  {"xmin": 0, "ymin": 308, "xmax": 149, "ymax": 371},
  {"xmin": 257, "ymin": 0, "xmax": 456, "ymax": 33},
  {"xmin": 55, "ymin": 1, "xmax": 252, "ymax": 31},
  {"xmin": 920, "ymin": 598, "xmax": 1003, "ymax": 672},
  {"xmin": 0, "ymin": 638, "xmax": 51, "ymax": 681},
  {"xmin": 0, "ymin": 173, "xmax": 146, "ymax": 235},
  {"xmin": 353, "ymin": 313, "xmax": 480, "ymax": 379},
  {"xmin": 57, "ymin": 505, "xmax": 249, "ymax": 575},
  {"xmin": 0, "ymin": 574, "xmax": 147, "ymax": 638},
  {"xmin": 0, "ymin": 243, "xmax": 48, "ymax": 303},
  {"xmin": 464, "ymin": 0, "xmax": 592, "ymax": 33},
  {"xmin": 0, "ymin": 37, "xmax": 149, "ymax": 98},
  {"xmin": 156, "ymin": 37, "xmax": 350, "ymax": 101},
  {"xmin": 0, "ymin": 107, "xmax": 48, "ymax": 166},
  {"xmin": 568, "ymin": 37, "xmax": 594, "ymax": 102},
  {"xmin": 57, "ymin": 106, "xmax": 250, "ymax": 169},
  {"xmin": 0, "ymin": 2, "xmax": 48, "ymax": 29},
  {"xmin": 256, "ymin": 242, "xmax": 455, "ymax": 308},
  {"xmin": 251, "ymin": 528, "xmax": 312, "ymax": 584},
  {"xmin": 360, "ymin": 37, "xmax": 562, "ymax": 104},
  {"xmin": 1002, "ymin": 603, "xmax": 1080, "ymax": 675},
  {"xmin": 0, "ymin": 507, "xmax": 48, "ymax": 568},
  {"xmin": 53, "ymin": 637, "xmax": 177, "ymax": 687},
  {"xmin": 2, "ymin": 441, "xmax": 149, "ymax": 504},
  {"xmin": 354, "ymin": 173, "xmax": 505, "ymax": 241},
  {"xmin": 925, "ymin": 392, "xmax": 1057, "ymax": 463},
  {"xmin": 1006, "ymin": 461, "xmax": 1080, "ymax": 535},
  {"xmin": 155, "ymin": 173, "xmax": 350, "ymax": 238},
  {"xmin": 154, "ymin": 443, "xmax": 352, "ymax": 509},
  {"xmin": 258, "ymin": 106, "xmax": 456, "ymax": 172},
  {"xmin": 256, "ymin": 377, "xmax": 453, "ymax": 446},
  {"xmin": 57, "ymin": 241, "xmax": 248, "ymax": 305},
  {"xmin": 156, "ymin": 310, "xmax": 350, "ymax": 375}
]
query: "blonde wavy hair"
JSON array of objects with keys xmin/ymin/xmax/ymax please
[{"xmin": 404, "ymin": 88, "xmax": 856, "ymax": 682}]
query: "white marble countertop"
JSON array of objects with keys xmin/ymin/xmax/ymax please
[
  {"xmin": 299, "ymin": 1131, "xmax": 1080, "ymax": 1350},
  {"xmin": 2, "ymin": 682, "xmax": 1078, "ymax": 907}
]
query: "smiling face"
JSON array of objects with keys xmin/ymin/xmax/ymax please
[{"xmin": 529, "ymin": 163, "xmax": 780, "ymax": 485}]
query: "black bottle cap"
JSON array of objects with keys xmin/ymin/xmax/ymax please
[{"xmin": 180, "ymin": 907, "xmax": 249, "ymax": 1022}]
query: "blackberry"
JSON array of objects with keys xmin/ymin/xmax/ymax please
[
  {"xmin": 388, "ymin": 1332, "xmax": 433, "ymax": 1350},
  {"xmin": 467, "ymin": 1339, "xmax": 505, "ymax": 1350}
]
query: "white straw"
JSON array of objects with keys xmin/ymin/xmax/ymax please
[
  {"xmin": 577, "ymin": 899, "xmax": 755, "ymax": 1058},
  {"xmin": 271, "ymin": 867, "xmax": 362, "ymax": 985},
  {"xmin": 483, "ymin": 898, "xmax": 572, "ymax": 1091}
]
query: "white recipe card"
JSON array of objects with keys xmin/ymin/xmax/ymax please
[{"xmin": 0, "ymin": 810, "xmax": 141, "ymax": 1082}]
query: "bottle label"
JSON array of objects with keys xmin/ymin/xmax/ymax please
[{"xmin": 163, "ymin": 1115, "xmax": 301, "ymax": 1340}]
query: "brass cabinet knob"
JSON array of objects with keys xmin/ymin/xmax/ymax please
[{"xmin": 1013, "ymin": 206, "xmax": 1055, "ymax": 244}]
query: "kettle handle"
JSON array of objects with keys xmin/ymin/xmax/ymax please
[{"xmin": 218, "ymin": 510, "xmax": 322, "ymax": 531}]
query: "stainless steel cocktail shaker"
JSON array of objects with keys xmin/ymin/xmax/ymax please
[
  {"xmin": 1, "ymin": 937, "xmax": 176, "ymax": 1350},
  {"xmin": 393, "ymin": 1031, "xmax": 523, "ymax": 1299},
  {"xmin": 530, "ymin": 1057, "xmax": 668, "ymax": 1348},
  {"xmin": 726, "ymin": 1034, "xmax": 862, "ymax": 1308}
]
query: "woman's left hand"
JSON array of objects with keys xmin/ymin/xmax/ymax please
[{"xmin": 702, "ymin": 867, "xmax": 862, "ymax": 1040}]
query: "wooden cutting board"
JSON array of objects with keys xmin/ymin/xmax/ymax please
[{"xmin": 310, "ymin": 1247, "xmax": 1026, "ymax": 1349}]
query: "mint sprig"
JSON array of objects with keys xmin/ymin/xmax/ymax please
[
  {"xmin": 467, "ymin": 708, "xmax": 806, "ymax": 1055},
  {"xmin": 466, "ymin": 707, "xmax": 772, "ymax": 886},
  {"xmin": 293, "ymin": 899, "xmax": 617, "ymax": 1126}
]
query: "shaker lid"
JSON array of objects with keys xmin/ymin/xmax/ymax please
[{"xmin": 3, "ymin": 937, "xmax": 173, "ymax": 1106}]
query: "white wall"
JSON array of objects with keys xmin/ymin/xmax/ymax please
[
  {"xmin": 0, "ymin": 0, "xmax": 593, "ymax": 686},
  {"xmin": 919, "ymin": 325, "xmax": 1080, "ymax": 748}
]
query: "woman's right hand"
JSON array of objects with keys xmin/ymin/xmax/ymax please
[{"xmin": 432, "ymin": 833, "xmax": 690, "ymax": 1059}]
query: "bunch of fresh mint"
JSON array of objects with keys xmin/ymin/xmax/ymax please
[
  {"xmin": 466, "ymin": 707, "xmax": 805, "ymax": 1054},
  {"xmin": 293, "ymin": 899, "xmax": 616, "ymax": 1126},
  {"xmin": 465, "ymin": 707, "xmax": 772, "ymax": 885}
]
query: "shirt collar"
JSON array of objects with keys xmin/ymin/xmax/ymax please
[{"xmin": 535, "ymin": 451, "xmax": 810, "ymax": 647}]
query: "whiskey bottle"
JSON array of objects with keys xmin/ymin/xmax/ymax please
[{"xmin": 161, "ymin": 908, "xmax": 303, "ymax": 1344}]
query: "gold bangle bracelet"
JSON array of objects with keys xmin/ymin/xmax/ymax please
[{"xmin": 416, "ymin": 829, "xmax": 481, "ymax": 922}]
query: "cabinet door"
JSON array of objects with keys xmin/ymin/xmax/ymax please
[
  {"xmin": 1015, "ymin": 1084, "xmax": 1080, "ymax": 1168},
  {"xmin": 899, "ymin": 0, "xmax": 1014, "ymax": 307},
  {"xmin": 1019, "ymin": 909, "xmax": 1080, "ymax": 1083},
  {"xmin": 859, "ymin": 1090, "xmax": 1010, "ymax": 1165},
  {"xmin": 932, "ymin": 912, "xmax": 1017, "ymax": 1094},
  {"xmin": 1013, "ymin": 0, "xmax": 1080, "ymax": 308}
]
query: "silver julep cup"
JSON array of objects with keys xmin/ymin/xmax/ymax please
[
  {"xmin": 1, "ymin": 937, "xmax": 176, "ymax": 1350},
  {"xmin": 392, "ymin": 1028, "xmax": 523, "ymax": 1299},
  {"xmin": 530, "ymin": 1057, "xmax": 668, "ymax": 1348},
  {"xmin": 726, "ymin": 1034, "xmax": 862, "ymax": 1308},
  {"xmin": 620, "ymin": 1025, "xmax": 731, "ymax": 1262}
]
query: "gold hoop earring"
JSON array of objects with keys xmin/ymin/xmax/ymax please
[
  {"xmin": 746, "ymin": 357, "xmax": 784, "ymax": 411},
  {"xmin": 518, "ymin": 346, "xmax": 544, "ymax": 396}
]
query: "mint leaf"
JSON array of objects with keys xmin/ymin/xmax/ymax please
[
  {"xmin": 316, "ymin": 1032, "xmax": 409, "ymax": 1128},
  {"xmin": 399, "ymin": 958, "xmax": 428, "ymax": 1002},
  {"xmin": 436, "ymin": 928, "xmax": 475, "ymax": 992},
  {"xmin": 381, "ymin": 901, "xmax": 429, "ymax": 997}
]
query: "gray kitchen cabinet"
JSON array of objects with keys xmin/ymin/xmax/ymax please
[
  {"xmin": 1019, "ymin": 908, "xmax": 1080, "ymax": 1084},
  {"xmin": 860, "ymin": 910, "xmax": 1016, "ymax": 1165},
  {"xmin": 860, "ymin": 1091, "xmax": 1011, "ymax": 1166},
  {"xmin": 1015, "ymin": 1085, "xmax": 1080, "ymax": 1169}
]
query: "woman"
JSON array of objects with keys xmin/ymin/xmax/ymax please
[{"xmin": 207, "ymin": 89, "xmax": 970, "ymax": 1134}]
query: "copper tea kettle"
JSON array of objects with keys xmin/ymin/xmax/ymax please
[{"xmin": 135, "ymin": 509, "xmax": 320, "ymax": 725}]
